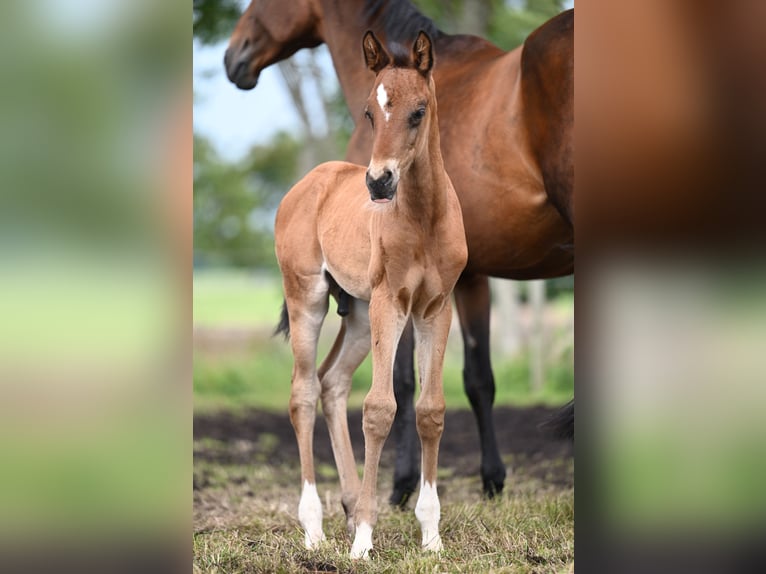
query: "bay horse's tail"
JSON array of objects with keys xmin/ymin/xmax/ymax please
[
  {"xmin": 274, "ymin": 300, "xmax": 290, "ymax": 340},
  {"xmin": 541, "ymin": 399, "xmax": 574, "ymax": 440}
]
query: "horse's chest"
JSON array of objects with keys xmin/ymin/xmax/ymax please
[{"xmin": 371, "ymin": 235, "xmax": 461, "ymax": 315}]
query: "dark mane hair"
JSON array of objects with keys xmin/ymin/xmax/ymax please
[{"xmin": 361, "ymin": 0, "xmax": 442, "ymax": 60}]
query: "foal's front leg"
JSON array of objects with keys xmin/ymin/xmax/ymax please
[
  {"xmin": 413, "ymin": 302, "xmax": 451, "ymax": 553},
  {"xmin": 350, "ymin": 289, "xmax": 407, "ymax": 559}
]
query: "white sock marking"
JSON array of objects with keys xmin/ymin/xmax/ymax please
[
  {"xmin": 298, "ymin": 481, "xmax": 325, "ymax": 549},
  {"xmin": 350, "ymin": 521, "xmax": 373, "ymax": 560},
  {"xmin": 376, "ymin": 83, "xmax": 391, "ymax": 122},
  {"xmin": 415, "ymin": 478, "xmax": 443, "ymax": 552}
]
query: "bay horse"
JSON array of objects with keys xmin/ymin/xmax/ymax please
[
  {"xmin": 226, "ymin": 0, "xmax": 574, "ymax": 503},
  {"xmin": 274, "ymin": 31, "xmax": 466, "ymax": 558}
]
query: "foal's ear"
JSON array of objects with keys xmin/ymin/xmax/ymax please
[
  {"xmin": 412, "ymin": 31, "xmax": 433, "ymax": 75},
  {"xmin": 363, "ymin": 31, "xmax": 389, "ymax": 73}
]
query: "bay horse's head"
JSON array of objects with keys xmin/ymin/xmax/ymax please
[
  {"xmin": 224, "ymin": 0, "xmax": 322, "ymax": 90},
  {"xmin": 362, "ymin": 31, "xmax": 435, "ymax": 204}
]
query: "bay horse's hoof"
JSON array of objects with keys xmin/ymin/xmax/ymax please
[
  {"xmin": 482, "ymin": 467, "xmax": 507, "ymax": 499},
  {"xmin": 389, "ymin": 485, "xmax": 415, "ymax": 509},
  {"xmin": 389, "ymin": 470, "xmax": 419, "ymax": 508}
]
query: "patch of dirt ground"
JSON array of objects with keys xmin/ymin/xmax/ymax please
[{"xmin": 194, "ymin": 406, "xmax": 573, "ymax": 490}]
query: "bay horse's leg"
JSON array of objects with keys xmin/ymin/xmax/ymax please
[
  {"xmin": 412, "ymin": 303, "xmax": 451, "ymax": 552},
  {"xmin": 317, "ymin": 297, "xmax": 370, "ymax": 536},
  {"xmin": 389, "ymin": 318, "xmax": 421, "ymax": 508},
  {"xmin": 350, "ymin": 290, "xmax": 407, "ymax": 559},
  {"xmin": 453, "ymin": 274, "xmax": 506, "ymax": 497},
  {"xmin": 284, "ymin": 277, "xmax": 329, "ymax": 549}
]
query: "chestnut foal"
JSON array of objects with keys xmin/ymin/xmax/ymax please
[{"xmin": 274, "ymin": 31, "xmax": 466, "ymax": 558}]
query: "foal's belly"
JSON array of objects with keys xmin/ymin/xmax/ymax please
[{"xmin": 322, "ymin": 257, "xmax": 371, "ymax": 301}]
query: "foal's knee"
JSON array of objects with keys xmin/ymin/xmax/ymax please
[
  {"xmin": 415, "ymin": 400, "xmax": 445, "ymax": 441},
  {"xmin": 362, "ymin": 396, "xmax": 397, "ymax": 440}
]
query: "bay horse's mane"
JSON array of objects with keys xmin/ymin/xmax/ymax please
[
  {"xmin": 365, "ymin": 0, "xmax": 509, "ymax": 62},
  {"xmin": 361, "ymin": 0, "xmax": 443, "ymax": 52}
]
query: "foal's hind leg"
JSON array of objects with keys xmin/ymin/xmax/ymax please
[
  {"xmin": 284, "ymin": 274, "xmax": 330, "ymax": 548},
  {"xmin": 454, "ymin": 274, "xmax": 506, "ymax": 497},
  {"xmin": 318, "ymin": 297, "xmax": 370, "ymax": 536},
  {"xmin": 413, "ymin": 302, "xmax": 451, "ymax": 552}
]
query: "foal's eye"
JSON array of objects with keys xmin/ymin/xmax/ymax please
[
  {"xmin": 409, "ymin": 107, "xmax": 426, "ymax": 127},
  {"xmin": 364, "ymin": 109, "xmax": 374, "ymax": 126}
]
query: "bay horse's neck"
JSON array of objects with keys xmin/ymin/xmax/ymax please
[{"xmin": 318, "ymin": 0, "xmax": 441, "ymax": 119}]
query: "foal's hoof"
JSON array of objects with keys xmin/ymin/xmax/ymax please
[
  {"xmin": 349, "ymin": 523, "xmax": 373, "ymax": 560},
  {"xmin": 422, "ymin": 534, "xmax": 443, "ymax": 553},
  {"xmin": 304, "ymin": 531, "xmax": 326, "ymax": 550}
]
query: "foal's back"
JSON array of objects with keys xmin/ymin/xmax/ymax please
[{"xmin": 275, "ymin": 161, "xmax": 374, "ymax": 301}]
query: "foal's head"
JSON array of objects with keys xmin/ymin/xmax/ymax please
[{"xmin": 362, "ymin": 31, "xmax": 436, "ymax": 204}]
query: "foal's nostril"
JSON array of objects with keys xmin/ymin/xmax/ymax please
[
  {"xmin": 242, "ymin": 38, "xmax": 250, "ymax": 50},
  {"xmin": 382, "ymin": 169, "xmax": 393, "ymax": 184},
  {"xmin": 224, "ymin": 49, "xmax": 231, "ymax": 70}
]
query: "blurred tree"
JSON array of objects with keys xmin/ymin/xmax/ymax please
[
  {"xmin": 411, "ymin": 0, "xmax": 566, "ymax": 49},
  {"xmin": 193, "ymin": 133, "xmax": 301, "ymax": 268},
  {"xmin": 193, "ymin": 0, "xmax": 240, "ymax": 45}
]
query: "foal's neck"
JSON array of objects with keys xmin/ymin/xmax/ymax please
[{"xmin": 395, "ymin": 119, "xmax": 450, "ymax": 226}]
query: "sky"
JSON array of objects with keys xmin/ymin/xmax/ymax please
[
  {"xmin": 193, "ymin": 1, "xmax": 575, "ymax": 163},
  {"xmin": 193, "ymin": 40, "xmax": 336, "ymax": 162}
]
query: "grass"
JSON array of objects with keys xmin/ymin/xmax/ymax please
[
  {"xmin": 193, "ymin": 269, "xmax": 574, "ymax": 414},
  {"xmin": 194, "ymin": 345, "xmax": 573, "ymax": 414},
  {"xmin": 194, "ymin": 270, "xmax": 285, "ymax": 328},
  {"xmin": 193, "ymin": 458, "xmax": 574, "ymax": 574}
]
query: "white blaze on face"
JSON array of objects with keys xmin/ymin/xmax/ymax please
[
  {"xmin": 298, "ymin": 480, "xmax": 325, "ymax": 549},
  {"xmin": 415, "ymin": 478, "xmax": 443, "ymax": 552},
  {"xmin": 376, "ymin": 83, "xmax": 391, "ymax": 122}
]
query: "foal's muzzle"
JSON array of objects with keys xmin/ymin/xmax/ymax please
[{"xmin": 366, "ymin": 169, "xmax": 396, "ymax": 203}]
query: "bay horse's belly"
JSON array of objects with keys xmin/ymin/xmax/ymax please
[{"xmin": 451, "ymin": 167, "xmax": 573, "ymax": 279}]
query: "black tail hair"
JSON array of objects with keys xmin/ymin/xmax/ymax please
[
  {"xmin": 274, "ymin": 300, "xmax": 290, "ymax": 340},
  {"xmin": 540, "ymin": 399, "xmax": 574, "ymax": 440}
]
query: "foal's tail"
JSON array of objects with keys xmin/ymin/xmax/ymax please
[
  {"xmin": 541, "ymin": 399, "xmax": 574, "ymax": 440},
  {"xmin": 274, "ymin": 300, "xmax": 290, "ymax": 340}
]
